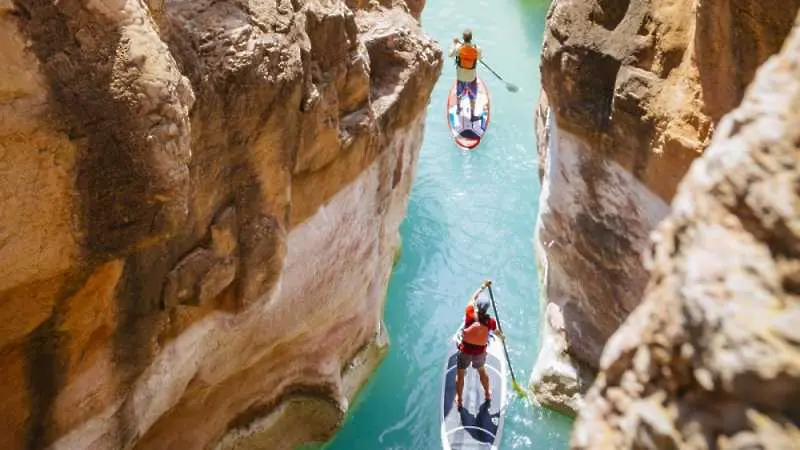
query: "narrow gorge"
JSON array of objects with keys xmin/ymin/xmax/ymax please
[
  {"xmin": 3, "ymin": 0, "xmax": 800, "ymax": 448},
  {"xmin": 0, "ymin": 0, "xmax": 440, "ymax": 448}
]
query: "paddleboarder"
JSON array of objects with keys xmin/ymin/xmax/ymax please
[
  {"xmin": 455, "ymin": 280, "xmax": 504, "ymax": 409},
  {"xmin": 449, "ymin": 29, "xmax": 482, "ymax": 121}
]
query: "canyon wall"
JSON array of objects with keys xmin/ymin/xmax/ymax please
[
  {"xmin": 532, "ymin": 0, "xmax": 800, "ymax": 415},
  {"xmin": 573, "ymin": 14, "xmax": 800, "ymax": 448},
  {"xmin": 0, "ymin": 0, "xmax": 441, "ymax": 449}
]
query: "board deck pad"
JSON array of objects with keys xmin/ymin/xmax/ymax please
[
  {"xmin": 441, "ymin": 332, "xmax": 507, "ymax": 449},
  {"xmin": 446, "ymin": 78, "xmax": 491, "ymax": 150}
]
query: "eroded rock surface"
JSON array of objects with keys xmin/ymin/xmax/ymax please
[
  {"xmin": 572, "ymin": 14, "xmax": 800, "ymax": 448},
  {"xmin": 0, "ymin": 0, "xmax": 441, "ymax": 448},
  {"xmin": 532, "ymin": 0, "xmax": 800, "ymax": 414}
]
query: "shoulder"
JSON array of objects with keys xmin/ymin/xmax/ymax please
[{"xmin": 488, "ymin": 318, "xmax": 497, "ymax": 330}]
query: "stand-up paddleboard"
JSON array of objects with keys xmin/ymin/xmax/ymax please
[
  {"xmin": 446, "ymin": 77, "xmax": 491, "ymax": 150},
  {"xmin": 441, "ymin": 327, "xmax": 508, "ymax": 449}
]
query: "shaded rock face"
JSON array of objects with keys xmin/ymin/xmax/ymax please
[
  {"xmin": 0, "ymin": 0, "xmax": 441, "ymax": 448},
  {"xmin": 572, "ymin": 15, "xmax": 800, "ymax": 448},
  {"xmin": 532, "ymin": 0, "xmax": 800, "ymax": 414}
]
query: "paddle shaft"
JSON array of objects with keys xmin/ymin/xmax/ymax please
[
  {"xmin": 486, "ymin": 285, "xmax": 519, "ymax": 386},
  {"xmin": 479, "ymin": 60, "xmax": 507, "ymax": 84}
]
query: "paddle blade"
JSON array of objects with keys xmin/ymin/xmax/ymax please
[
  {"xmin": 511, "ymin": 379, "xmax": 529, "ymax": 398},
  {"xmin": 506, "ymin": 83, "xmax": 519, "ymax": 93}
]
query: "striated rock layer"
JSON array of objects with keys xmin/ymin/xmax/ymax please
[
  {"xmin": 572, "ymin": 14, "xmax": 800, "ymax": 448},
  {"xmin": 532, "ymin": 0, "xmax": 800, "ymax": 414},
  {"xmin": 0, "ymin": 0, "xmax": 441, "ymax": 448}
]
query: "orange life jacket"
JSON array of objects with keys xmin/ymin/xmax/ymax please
[
  {"xmin": 462, "ymin": 321, "xmax": 489, "ymax": 346},
  {"xmin": 456, "ymin": 44, "xmax": 478, "ymax": 70}
]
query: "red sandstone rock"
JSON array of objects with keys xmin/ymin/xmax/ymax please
[
  {"xmin": 532, "ymin": 0, "xmax": 800, "ymax": 416},
  {"xmin": 572, "ymin": 13, "xmax": 800, "ymax": 448},
  {"xmin": 0, "ymin": 0, "xmax": 441, "ymax": 448}
]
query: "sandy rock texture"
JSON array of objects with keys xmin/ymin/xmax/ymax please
[
  {"xmin": 0, "ymin": 0, "xmax": 441, "ymax": 448},
  {"xmin": 572, "ymin": 13, "xmax": 800, "ymax": 448},
  {"xmin": 532, "ymin": 0, "xmax": 800, "ymax": 415}
]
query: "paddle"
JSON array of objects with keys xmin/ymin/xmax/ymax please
[
  {"xmin": 485, "ymin": 282, "xmax": 528, "ymax": 398},
  {"xmin": 479, "ymin": 60, "xmax": 519, "ymax": 93},
  {"xmin": 453, "ymin": 39, "xmax": 519, "ymax": 92}
]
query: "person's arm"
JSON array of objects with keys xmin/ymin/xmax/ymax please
[
  {"xmin": 469, "ymin": 287, "xmax": 483, "ymax": 303},
  {"xmin": 466, "ymin": 280, "xmax": 492, "ymax": 320},
  {"xmin": 448, "ymin": 43, "xmax": 460, "ymax": 58},
  {"xmin": 469, "ymin": 280, "xmax": 492, "ymax": 302},
  {"xmin": 491, "ymin": 319, "xmax": 505, "ymax": 339}
]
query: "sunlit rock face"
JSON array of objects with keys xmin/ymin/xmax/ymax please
[
  {"xmin": 532, "ymin": 0, "xmax": 800, "ymax": 415},
  {"xmin": 572, "ymin": 14, "xmax": 800, "ymax": 448},
  {"xmin": 0, "ymin": 0, "xmax": 441, "ymax": 448}
]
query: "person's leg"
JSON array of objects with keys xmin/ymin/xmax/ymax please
[
  {"xmin": 475, "ymin": 353, "xmax": 490, "ymax": 401},
  {"xmin": 468, "ymin": 79, "xmax": 478, "ymax": 119},
  {"xmin": 456, "ymin": 369, "xmax": 466, "ymax": 407},
  {"xmin": 478, "ymin": 367, "xmax": 491, "ymax": 401},
  {"xmin": 456, "ymin": 81, "xmax": 465, "ymax": 114},
  {"xmin": 456, "ymin": 352, "xmax": 469, "ymax": 407}
]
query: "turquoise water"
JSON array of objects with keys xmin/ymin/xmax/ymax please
[{"xmin": 323, "ymin": 0, "xmax": 573, "ymax": 448}]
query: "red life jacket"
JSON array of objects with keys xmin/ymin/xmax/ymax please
[{"xmin": 456, "ymin": 44, "xmax": 478, "ymax": 70}]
